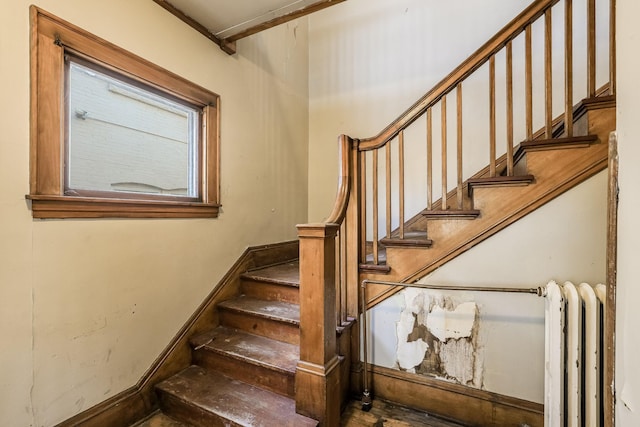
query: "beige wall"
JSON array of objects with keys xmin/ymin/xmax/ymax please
[
  {"xmin": 615, "ymin": 0, "xmax": 640, "ymax": 424},
  {"xmin": 0, "ymin": 1, "xmax": 308, "ymax": 425}
]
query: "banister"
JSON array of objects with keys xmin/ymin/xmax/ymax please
[
  {"xmin": 326, "ymin": 134, "xmax": 354, "ymax": 224},
  {"xmin": 357, "ymin": 0, "xmax": 560, "ymax": 151}
]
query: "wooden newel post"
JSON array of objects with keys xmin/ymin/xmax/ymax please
[{"xmin": 296, "ymin": 223, "xmax": 341, "ymax": 426}]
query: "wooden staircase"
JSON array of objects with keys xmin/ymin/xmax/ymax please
[
  {"xmin": 154, "ymin": 260, "xmax": 318, "ymax": 427},
  {"xmin": 361, "ymin": 95, "xmax": 615, "ymax": 305}
]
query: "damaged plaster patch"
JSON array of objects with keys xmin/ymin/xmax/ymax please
[
  {"xmin": 440, "ymin": 337, "xmax": 476, "ymax": 385},
  {"xmin": 397, "ymin": 310, "xmax": 429, "ymax": 371},
  {"xmin": 426, "ymin": 302, "xmax": 477, "ymax": 341},
  {"xmin": 396, "ymin": 290, "xmax": 483, "ymax": 387}
]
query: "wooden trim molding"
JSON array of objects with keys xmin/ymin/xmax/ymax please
[
  {"xmin": 29, "ymin": 7, "xmax": 221, "ymax": 219},
  {"xmin": 370, "ymin": 365, "xmax": 543, "ymax": 427},
  {"xmin": 26, "ymin": 195, "xmax": 221, "ymax": 219},
  {"xmin": 605, "ymin": 132, "xmax": 618, "ymax": 427},
  {"xmin": 55, "ymin": 240, "xmax": 300, "ymax": 427}
]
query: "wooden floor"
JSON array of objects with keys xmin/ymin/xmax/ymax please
[
  {"xmin": 341, "ymin": 399, "xmax": 465, "ymax": 427},
  {"xmin": 134, "ymin": 398, "xmax": 465, "ymax": 427}
]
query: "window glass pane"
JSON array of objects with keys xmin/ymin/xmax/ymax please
[{"xmin": 67, "ymin": 59, "xmax": 199, "ymax": 198}]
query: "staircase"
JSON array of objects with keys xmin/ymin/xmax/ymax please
[
  {"xmin": 362, "ymin": 94, "xmax": 614, "ymax": 306},
  {"xmin": 154, "ymin": 261, "xmax": 318, "ymax": 427}
]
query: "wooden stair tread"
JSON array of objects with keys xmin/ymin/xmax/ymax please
[
  {"xmin": 359, "ymin": 263, "xmax": 392, "ymax": 273},
  {"xmin": 380, "ymin": 230, "xmax": 433, "ymax": 248},
  {"xmin": 191, "ymin": 326, "xmax": 299, "ymax": 374},
  {"xmin": 218, "ymin": 296, "xmax": 300, "ymax": 325},
  {"xmin": 157, "ymin": 365, "xmax": 317, "ymax": 427},
  {"xmin": 520, "ymin": 134, "xmax": 598, "ymax": 151},
  {"xmin": 421, "ymin": 209, "xmax": 481, "ymax": 219},
  {"xmin": 360, "ymin": 246, "xmax": 390, "ymax": 272},
  {"xmin": 467, "ymin": 174, "xmax": 535, "ymax": 187},
  {"xmin": 466, "ymin": 175, "xmax": 534, "ymax": 196},
  {"xmin": 241, "ymin": 261, "xmax": 300, "ymax": 287},
  {"xmin": 514, "ymin": 134, "xmax": 599, "ymax": 164}
]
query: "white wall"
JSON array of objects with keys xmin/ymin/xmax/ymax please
[
  {"xmin": 0, "ymin": 2, "xmax": 308, "ymax": 426},
  {"xmin": 368, "ymin": 171, "xmax": 607, "ymax": 403},
  {"xmin": 615, "ymin": 0, "xmax": 640, "ymax": 424}
]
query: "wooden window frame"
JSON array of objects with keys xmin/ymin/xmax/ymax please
[{"xmin": 28, "ymin": 6, "xmax": 221, "ymax": 219}]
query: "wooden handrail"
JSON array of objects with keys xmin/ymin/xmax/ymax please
[
  {"xmin": 325, "ymin": 134, "xmax": 353, "ymax": 224},
  {"xmin": 357, "ymin": 0, "xmax": 559, "ymax": 151}
]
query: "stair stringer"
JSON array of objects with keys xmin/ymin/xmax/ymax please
[{"xmin": 362, "ymin": 102, "xmax": 614, "ymax": 308}]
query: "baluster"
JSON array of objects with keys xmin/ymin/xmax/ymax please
[
  {"xmin": 372, "ymin": 150, "xmax": 379, "ymax": 264},
  {"xmin": 335, "ymin": 230, "xmax": 341, "ymax": 324},
  {"xmin": 385, "ymin": 143, "xmax": 391, "ymax": 238},
  {"xmin": 489, "ymin": 56, "xmax": 496, "ymax": 177},
  {"xmin": 506, "ymin": 42, "xmax": 514, "ymax": 176},
  {"xmin": 426, "ymin": 108, "xmax": 433, "ymax": 210},
  {"xmin": 441, "ymin": 97, "xmax": 448, "ymax": 209},
  {"xmin": 399, "ymin": 131, "xmax": 405, "ymax": 238},
  {"xmin": 587, "ymin": 0, "xmax": 596, "ymax": 97},
  {"xmin": 610, "ymin": 0, "xmax": 616, "ymax": 95},
  {"xmin": 526, "ymin": 25, "xmax": 533, "ymax": 140},
  {"xmin": 456, "ymin": 83, "xmax": 463, "ymax": 209},
  {"xmin": 545, "ymin": 9, "xmax": 553, "ymax": 138},
  {"xmin": 339, "ymin": 222, "xmax": 347, "ymax": 324},
  {"xmin": 565, "ymin": 0, "xmax": 573, "ymax": 137}
]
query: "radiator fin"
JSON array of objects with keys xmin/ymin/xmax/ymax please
[{"xmin": 544, "ymin": 280, "xmax": 605, "ymax": 427}]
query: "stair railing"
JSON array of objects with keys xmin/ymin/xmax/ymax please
[
  {"xmin": 356, "ymin": 0, "xmax": 615, "ymax": 268},
  {"xmin": 296, "ymin": 0, "xmax": 615, "ymax": 422}
]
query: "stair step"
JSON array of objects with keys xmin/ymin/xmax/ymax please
[
  {"xmin": 241, "ymin": 261, "xmax": 300, "ymax": 304},
  {"xmin": 218, "ymin": 296, "xmax": 300, "ymax": 344},
  {"xmin": 359, "ymin": 262, "xmax": 392, "ymax": 273},
  {"xmin": 467, "ymin": 175, "xmax": 535, "ymax": 196},
  {"xmin": 521, "ymin": 134, "xmax": 598, "ymax": 152},
  {"xmin": 360, "ymin": 247, "xmax": 390, "ymax": 273},
  {"xmin": 191, "ymin": 326, "xmax": 298, "ymax": 396},
  {"xmin": 156, "ymin": 365, "xmax": 317, "ymax": 427},
  {"xmin": 514, "ymin": 134, "xmax": 599, "ymax": 163},
  {"xmin": 421, "ymin": 209, "xmax": 481, "ymax": 219},
  {"xmin": 380, "ymin": 231, "xmax": 433, "ymax": 248}
]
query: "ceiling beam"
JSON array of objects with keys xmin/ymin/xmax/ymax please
[{"xmin": 153, "ymin": 0, "xmax": 346, "ymax": 55}]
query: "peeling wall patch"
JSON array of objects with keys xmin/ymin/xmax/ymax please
[{"xmin": 396, "ymin": 291, "xmax": 483, "ymax": 388}]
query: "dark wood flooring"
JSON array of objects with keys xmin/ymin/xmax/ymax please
[{"xmin": 135, "ymin": 398, "xmax": 465, "ymax": 427}]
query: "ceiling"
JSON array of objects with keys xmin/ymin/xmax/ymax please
[{"xmin": 153, "ymin": 0, "xmax": 346, "ymax": 54}]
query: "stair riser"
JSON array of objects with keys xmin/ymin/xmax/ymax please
[
  {"xmin": 241, "ymin": 279, "xmax": 300, "ymax": 304},
  {"xmin": 193, "ymin": 348, "xmax": 295, "ymax": 397},
  {"xmin": 219, "ymin": 310, "xmax": 300, "ymax": 345},
  {"xmin": 158, "ymin": 393, "xmax": 242, "ymax": 427}
]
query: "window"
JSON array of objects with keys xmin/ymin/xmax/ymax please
[{"xmin": 29, "ymin": 7, "xmax": 220, "ymax": 218}]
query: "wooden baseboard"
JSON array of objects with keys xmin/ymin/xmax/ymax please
[
  {"xmin": 369, "ymin": 365, "xmax": 543, "ymax": 427},
  {"xmin": 55, "ymin": 240, "xmax": 299, "ymax": 427},
  {"xmin": 54, "ymin": 387, "xmax": 146, "ymax": 427}
]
